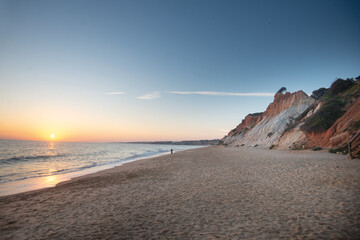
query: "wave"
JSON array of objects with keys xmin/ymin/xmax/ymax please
[
  {"xmin": 0, "ymin": 153, "xmax": 68, "ymax": 164},
  {"xmin": 0, "ymin": 149, "xmax": 170, "ymax": 184},
  {"xmin": 123, "ymin": 149, "xmax": 169, "ymax": 161},
  {"xmin": 0, "ymin": 161, "xmax": 98, "ymax": 184},
  {"xmin": 76, "ymin": 150, "xmax": 109, "ymax": 158}
]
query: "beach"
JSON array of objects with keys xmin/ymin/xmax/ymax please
[{"xmin": 1, "ymin": 146, "xmax": 359, "ymax": 239}]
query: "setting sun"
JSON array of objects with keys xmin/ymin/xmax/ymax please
[{"xmin": 50, "ymin": 134, "xmax": 55, "ymax": 139}]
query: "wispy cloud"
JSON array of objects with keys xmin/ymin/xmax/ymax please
[
  {"xmin": 167, "ymin": 91, "xmax": 274, "ymax": 96},
  {"xmin": 104, "ymin": 92, "xmax": 126, "ymax": 95},
  {"xmin": 136, "ymin": 91, "xmax": 161, "ymax": 100}
]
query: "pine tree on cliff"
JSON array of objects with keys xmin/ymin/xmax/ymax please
[{"xmin": 276, "ymin": 87, "xmax": 287, "ymax": 94}]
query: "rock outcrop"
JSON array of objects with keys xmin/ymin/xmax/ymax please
[
  {"xmin": 305, "ymin": 97, "xmax": 360, "ymax": 148},
  {"xmin": 222, "ymin": 77, "xmax": 360, "ymax": 151},
  {"xmin": 223, "ymin": 91, "xmax": 315, "ymax": 148}
]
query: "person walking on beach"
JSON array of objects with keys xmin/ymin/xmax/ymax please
[{"xmin": 171, "ymin": 149, "xmax": 173, "ymax": 154}]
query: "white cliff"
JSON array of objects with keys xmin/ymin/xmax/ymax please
[{"xmin": 222, "ymin": 91, "xmax": 315, "ymax": 148}]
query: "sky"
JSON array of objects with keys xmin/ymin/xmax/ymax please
[{"xmin": 0, "ymin": 0, "xmax": 359, "ymax": 142}]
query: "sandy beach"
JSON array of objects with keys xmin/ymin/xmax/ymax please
[{"xmin": 1, "ymin": 146, "xmax": 359, "ymax": 239}]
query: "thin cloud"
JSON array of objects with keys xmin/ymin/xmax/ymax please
[
  {"xmin": 104, "ymin": 92, "xmax": 126, "ymax": 95},
  {"xmin": 167, "ymin": 91, "xmax": 274, "ymax": 96},
  {"xmin": 136, "ymin": 91, "xmax": 161, "ymax": 100}
]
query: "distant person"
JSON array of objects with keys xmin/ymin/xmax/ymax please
[{"xmin": 171, "ymin": 149, "xmax": 173, "ymax": 154}]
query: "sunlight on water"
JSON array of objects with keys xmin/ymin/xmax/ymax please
[
  {"xmin": 0, "ymin": 140, "xmax": 201, "ymax": 196},
  {"xmin": 45, "ymin": 175, "xmax": 57, "ymax": 183},
  {"xmin": 34, "ymin": 174, "xmax": 63, "ymax": 190}
]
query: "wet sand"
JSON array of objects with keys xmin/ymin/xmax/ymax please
[{"xmin": 1, "ymin": 146, "xmax": 359, "ymax": 239}]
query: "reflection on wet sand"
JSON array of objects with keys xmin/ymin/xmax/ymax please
[
  {"xmin": 44, "ymin": 175, "xmax": 58, "ymax": 184},
  {"xmin": 0, "ymin": 173, "xmax": 65, "ymax": 196}
]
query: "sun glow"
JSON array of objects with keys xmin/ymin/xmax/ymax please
[
  {"xmin": 50, "ymin": 133, "xmax": 55, "ymax": 139},
  {"xmin": 46, "ymin": 175, "xmax": 56, "ymax": 183}
]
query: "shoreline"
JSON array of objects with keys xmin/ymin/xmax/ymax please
[
  {"xmin": 1, "ymin": 146, "xmax": 359, "ymax": 239},
  {"xmin": 0, "ymin": 146, "xmax": 204, "ymax": 197},
  {"xmin": 56, "ymin": 146, "xmax": 205, "ymax": 187}
]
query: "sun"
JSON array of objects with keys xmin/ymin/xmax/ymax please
[{"xmin": 50, "ymin": 133, "xmax": 55, "ymax": 139}]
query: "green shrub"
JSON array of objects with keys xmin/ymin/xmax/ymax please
[
  {"xmin": 301, "ymin": 99, "xmax": 344, "ymax": 133},
  {"xmin": 311, "ymin": 87, "xmax": 327, "ymax": 100},
  {"xmin": 351, "ymin": 120, "xmax": 360, "ymax": 131},
  {"xmin": 312, "ymin": 147, "xmax": 323, "ymax": 151},
  {"xmin": 276, "ymin": 87, "xmax": 287, "ymax": 94},
  {"xmin": 329, "ymin": 146, "xmax": 348, "ymax": 155},
  {"xmin": 269, "ymin": 145, "xmax": 275, "ymax": 150},
  {"xmin": 328, "ymin": 78, "xmax": 354, "ymax": 96},
  {"xmin": 343, "ymin": 84, "xmax": 360, "ymax": 98}
]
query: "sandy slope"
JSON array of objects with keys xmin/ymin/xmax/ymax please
[{"xmin": 1, "ymin": 147, "xmax": 359, "ymax": 239}]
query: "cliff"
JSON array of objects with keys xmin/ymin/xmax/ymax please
[
  {"xmin": 304, "ymin": 96, "xmax": 360, "ymax": 148},
  {"xmin": 222, "ymin": 77, "xmax": 360, "ymax": 152},
  {"xmin": 223, "ymin": 91, "xmax": 315, "ymax": 148}
]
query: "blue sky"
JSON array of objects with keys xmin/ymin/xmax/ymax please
[{"xmin": 0, "ymin": 0, "xmax": 359, "ymax": 141}]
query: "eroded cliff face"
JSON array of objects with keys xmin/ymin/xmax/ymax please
[
  {"xmin": 276, "ymin": 101, "xmax": 323, "ymax": 150},
  {"xmin": 305, "ymin": 97, "xmax": 360, "ymax": 148},
  {"xmin": 263, "ymin": 91, "xmax": 311, "ymax": 117},
  {"xmin": 223, "ymin": 91, "xmax": 315, "ymax": 148},
  {"xmin": 222, "ymin": 81, "xmax": 360, "ymax": 150},
  {"xmin": 225, "ymin": 113, "xmax": 263, "ymax": 141}
]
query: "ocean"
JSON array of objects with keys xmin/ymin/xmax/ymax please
[{"xmin": 0, "ymin": 140, "xmax": 201, "ymax": 196}]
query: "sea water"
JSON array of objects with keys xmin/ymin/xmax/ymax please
[{"xmin": 0, "ymin": 140, "xmax": 201, "ymax": 196}]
